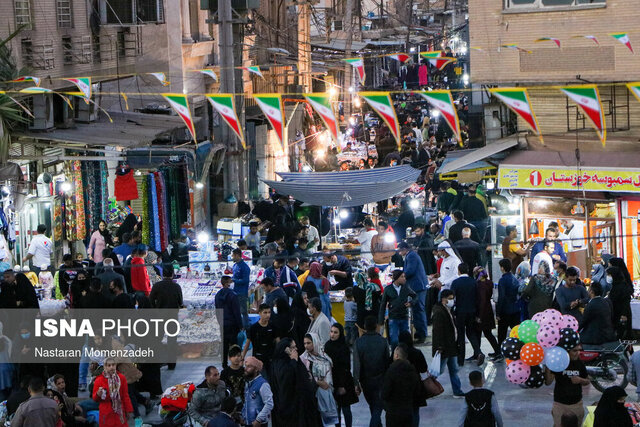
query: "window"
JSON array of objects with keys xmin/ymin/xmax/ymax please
[
  {"xmin": 105, "ymin": 0, "xmax": 134, "ymax": 24},
  {"xmin": 103, "ymin": 0, "xmax": 164, "ymax": 24},
  {"xmin": 14, "ymin": 0, "xmax": 32, "ymax": 29},
  {"xmin": 137, "ymin": 0, "xmax": 164, "ymax": 23},
  {"xmin": 56, "ymin": 0, "xmax": 73, "ymax": 28},
  {"xmin": 21, "ymin": 38, "xmax": 33, "ymax": 67},
  {"xmin": 62, "ymin": 36, "xmax": 73, "ymax": 64},
  {"xmin": 504, "ymin": 0, "xmax": 605, "ymax": 9}
]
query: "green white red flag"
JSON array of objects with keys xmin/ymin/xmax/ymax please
[
  {"xmin": 9, "ymin": 76, "xmax": 40, "ymax": 86},
  {"xmin": 627, "ymin": 82, "xmax": 640, "ymax": 104},
  {"xmin": 420, "ymin": 51, "xmax": 456, "ymax": 70},
  {"xmin": 304, "ymin": 93, "xmax": 339, "ymax": 145},
  {"xmin": 572, "ymin": 35, "xmax": 599, "ymax": 45},
  {"xmin": 242, "ymin": 66, "xmax": 264, "ymax": 79},
  {"xmin": 64, "ymin": 77, "xmax": 91, "ymax": 103},
  {"xmin": 359, "ymin": 92, "xmax": 401, "ymax": 151},
  {"xmin": 610, "ymin": 32, "xmax": 634, "ymax": 53},
  {"xmin": 343, "ymin": 58, "xmax": 366, "ymax": 85},
  {"xmin": 195, "ymin": 69, "xmax": 217, "ymax": 82},
  {"xmin": 206, "ymin": 94, "xmax": 245, "ymax": 148},
  {"xmin": 419, "ymin": 90, "xmax": 462, "ymax": 144},
  {"xmin": 21, "ymin": 87, "xmax": 74, "ymax": 110},
  {"xmin": 490, "ymin": 88, "xmax": 542, "ymax": 142},
  {"xmin": 560, "ymin": 85, "xmax": 606, "ymax": 146},
  {"xmin": 501, "ymin": 44, "xmax": 532, "ymax": 54},
  {"xmin": 149, "ymin": 72, "xmax": 169, "ymax": 86},
  {"xmin": 163, "ymin": 93, "xmax": 197, "ymax": 143},
  {"xmin": 253, "ymin": 94, "xmax": 285, "ymax": 149},
  {"xmin": 535, "ymin": 37, "xmax": 561, "ymax": 48},
  {"xmin": 387, "ymin": 53, "xmax": 411, "ymax": 63}
]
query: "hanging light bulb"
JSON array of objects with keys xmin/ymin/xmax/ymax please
[
  {"xmin": 353, "ymin": 97, "xmax": 361, "ymax": 108},
  {"xmin": 61, "ymin": 182, "xmax": 72, "ymax": 192},
  {"xmin": 197, "ymin": 231, "xmax": 209, "ymax": 244},
  {"xmin": 333, "ymin": 217, "xmax": 341, "ymax": 225},
  {"xmin": 409, "ymin": 199, "xmax": 420, "ymax": 209},
  {"xmin": 195, "ymin": 182, "xmax": 204, "ymax": 189},
  {"xmin": 486, "ymin": 178, "xmax": 495, "ymax": 190},
  {"xmin": 328, "ymin": 86, "xmax": 338, "ymax": 98},
  {"xmin": 339, "ymin": 209, "xmax": 349, "ymax": 219}
]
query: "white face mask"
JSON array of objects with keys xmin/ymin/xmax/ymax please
[
  {"xmin": 272, "ymin": 306, "xmax": 278, "ymax": 314},
  {"xmin": 307, "ymin": 308, "xmax": 312, "ymax": 316},
  {"xmin": 606, "ymin": 275, "xmax": 613, "ymax": 284},
  {"xmin": 325, "ymin": 262, "xmax": 333, "ymax": 267},
  {"xmin": 446, "ymin": 299, "xmax": 455, "ymax": 308}
]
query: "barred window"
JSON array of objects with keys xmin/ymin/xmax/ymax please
[
  {"xmin": 14, "ymin": 0, "xmax": 32, "ymax": 29},
  {"xmin": 504, "ymin": 0, "xmax": 605, "ymax": 9},
  {"xmin": 56, "ymin": 0, "xmax": 73, "ymax": 28}
]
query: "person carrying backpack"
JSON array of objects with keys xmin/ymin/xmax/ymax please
[{"xmin": 459, "ymin": 370, "xmax": 503, "ymax": 427}]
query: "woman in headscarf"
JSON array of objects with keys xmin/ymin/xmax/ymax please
[
  {"xmin": 301, "ymin": 333, "xmax": 339, "ymax": 426},
  {"xmin": 473, "ymin": 266, "xmax": 501, "ymax": 358},
  {"xmin": 607, "ymin": 265, "xmax": 633, "ymax": 340},
  {"xmin": 307, "ymin": 262, "xmax": 332, "ymax": 319},
  {"xmin": 522, "ymin": 260, "xmax": 556, "ymax": 317},
  {"xmin": 269, "ymin": 338, "xmax": 322, "ymax": 427},
  {"xmin": 291, "ymin": 291, "xmax": 312, "ymax": 354},
  {"xmin": 88, "ymin": 220, "xmax": 113, "ymax": 263},
  {"xmin": 69, "ymin": 269, "xmax": 90, "ymax": 308},
  {"xmin": 398, "ymin": 330, "xmax": 428, "ymax": 427},
  {"xmin": 144, "ymin": 251, "xmax": 161, "ymax": 285},
  {"xmin": 115, "ymin": 213, "xmax": 137, "ymax": 243},
  {"xmin": 353, "ymin": 267, "xmax": 383, "ymax": 333},
  {"xmin": 610, "ymin": 257, "xmax": 634, "ymax": 294},
  {"xmin": 92, "ymin": 357, "xmax": 134, "ymax": 426},
  {"xmin": 0, "ymin": 321, "xmax": 12, "ymax": 401},
  {"xmin": 593, "ymin": 386, "xmax": 632, "ymax": 427},
  {"xmin": 591, "ymin": 253, "xmax": 613, "ymax": 295},
  {"xmin": 324, "ymin": 324, "xmax": 358, "ymax": 427},
  {"xmin": 272, "ymin": 296, "xmax": 294, "ymax": 340},
  {"xmin": 515, "ymin": 261, "xmax": 531, "ymax": 321}
]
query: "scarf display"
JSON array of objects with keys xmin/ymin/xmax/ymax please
[
  {"xmin": 104, "ymin": 370, "xmax": 124, "ymax": 424},
  {"xmin": 149, "ymin": 173, "xmax": 161, "ymax": 252},
  {"xmin": 82, "ymin": 160, "xmax": 110, "ymax": 241}
]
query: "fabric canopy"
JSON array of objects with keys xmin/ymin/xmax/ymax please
[{"xmin": 264, "ymin": 165, "xmax": 421, "ymax": 207}]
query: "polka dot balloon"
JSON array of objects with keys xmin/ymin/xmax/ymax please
[
  {"xmin": 506, "ymin": 360, "xmax": 531, "ymax": 384},
  {"xmin": 558, "ymin": 327, "xmax": 580, "ymax": 352},
  {"xmin": 520, "ymin": 343, "xmax": 545, "ymax": 366},
  {"xmin": 509, "ymin": 325, "xmax": 520, "ymax": 339},
  {"xmin": 540, "ymin": 309, "xmax": 563, "ymax": 330},
  {"xmin": 531, "ymin": 312, "xmax": 545, "ymax": 324},
  {"xmin": 560, "ymin": 315, "xmax": 579, "ymax": 332},
  {"xmin": 524, "ymin": 365, "xmax": 545, "ymax": 389},
  {"xmin": 501, "ymin": 337, "xmax": 524, "ymax": 360},
  {"xmin": 544, "ymin": 346, "xmax": 570, "ymax": 372},
  {"xmin": 537, "ymin": 324, "xmax": 561, "ymax": 348},
  {"xmin": 518, "ymin": 320, "xmax": 540, "ymax": 344}
]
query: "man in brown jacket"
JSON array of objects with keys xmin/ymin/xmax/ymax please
[
  {"xmin": 12, "ymin": 377, "xmax": 59, "ymax": 427},
  {"xmin": 501, "ymin": 225, "xmax": 530, "ymax": 273}
]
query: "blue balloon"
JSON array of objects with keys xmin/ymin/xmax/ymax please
[{"xmin": 544, "ymin": 346, "xmax": 570, "ymax": 372}]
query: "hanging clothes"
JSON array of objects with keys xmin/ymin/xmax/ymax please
[
  {"xmin": 148, "ymin": 174, "xmax": 161, "ymax": 252},
  {"xmin": 73, "ymin": 160, "xmax": 87, "ymax": 240},
  {"xmin": 114, "ymin": 169, "xmax": 139, "ymax": 201},
  {"xmin": 141, "ymin": 178, "xmax": 150, "ymax": 246},
  {"xmin": 418, "ymin": 64, "xmax": 429, "ymax": 87}
]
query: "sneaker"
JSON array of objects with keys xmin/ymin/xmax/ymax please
[
  {"xmin": 465, "ymin": 355, "xmax": 477, "ymax": 362},
  {"xmin": 414, "ymin": 337, "xmax": 426, "ymax": 345},
  {"xmin": 453, "ymin": 393, "xmax": 466, "ymax": 399},
  {"xmin": 488, "ymin": 352, "xmax": 498, "ymax": 358},
  {"xmin": 78, "ymin": 384, "xmax": 87, "ymax": 392},
  {"xmin": 476, "ymin": 354, "xmax": 485, "ymax": 366}
]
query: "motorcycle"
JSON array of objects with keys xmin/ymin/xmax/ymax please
[{"xmin": 580, "ymin": 340, "xmax": 635, "ymax": 392}]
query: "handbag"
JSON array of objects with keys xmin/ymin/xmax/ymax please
[{"xmin": 422, "ymin": 374, "xmax": 444, "ymax": 399}]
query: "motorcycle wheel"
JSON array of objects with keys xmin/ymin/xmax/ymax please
[{"xmin": 590, "ymin": 354, "xmax": 629, "ymax": 393}]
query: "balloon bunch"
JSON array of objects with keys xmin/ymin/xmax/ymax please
[{"xmin": 502, "ymin": 309, "xmax": 580, "ymax": 388}]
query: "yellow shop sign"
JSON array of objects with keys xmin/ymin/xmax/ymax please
[{"xmin": 498, "ymin": 166, "xmax": 640, "ymax": 192}]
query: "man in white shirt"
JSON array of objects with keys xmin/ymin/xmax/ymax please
[
  {"xmin": 434, "ymin": 241, "xmax": 462, "ymax": 289},
  {"xmin": 532, "ymin": 241, "xmax": 555, "ymax": 276},
  {"xmin": 22, "ymin": 224, "xmax": 53, "ymax": 275},
  {"xmin": 560, "ymin": 220, "xmax": 585, "ymax": 252},
  {"xmin": 300, "ymin": 216, "xmax": 320, "ymax": 254},
  {"xmin": 357, "ymin": 218, "xmax": 378, "ymax": 263}
]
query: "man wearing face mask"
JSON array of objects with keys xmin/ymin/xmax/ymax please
[
  {"xmin": 322, "ymin": 251, "xmax": 353, "ymax": 290},
  {"xmin": 431, "ymin": 289, "xmax": 464, "ymax": 397},
  {"xmin": 580, "ymin": 282, "xmax": 616, "ymax": 345}
]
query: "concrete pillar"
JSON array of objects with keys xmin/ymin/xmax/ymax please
[
  {"xmin": 198, "ymin": 9, "xmax": 211, "ymax": 40},
  {"xmin": 181, "ymin": 0, "xmax": 193, "ymax": 42}
]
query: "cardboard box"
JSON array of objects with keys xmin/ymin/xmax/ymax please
[{"xmin": 217, "ymin": 201, "xmax": 238, "ymax": 218}]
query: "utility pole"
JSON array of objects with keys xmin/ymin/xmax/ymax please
[
  {"xmin": 343, "ymin": 0, "xmax": 354, "ymax": 117},
  {"xmin": 298, "ymin": 1, "xmax": 312, "ymax": 92},
  {"xmin": 218, "ymin": 0, "xmax": 242, "ymax": 199}
]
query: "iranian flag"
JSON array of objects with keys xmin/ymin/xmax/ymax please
[
  {"xmin": 572, "ymin": 35, "xmax": 599, "ymax": 45},
  {"xmin": 344, "ymin": 58, "xmax": 366, "ymax": 85},
  {"xmin": 243, "ymin": 66, "xmax": 264, "ymax": 79},
  {"xmin": 420, "ymin": 51, "xmax": 456, "ymax": 70},
  {"xmin": 535, "ymin": 37, "xmax": 561, "ymax": 48},
  {"xmin": 10, "ymin": 76, "xmax": 40, "ymax": 86},
  {"xmin": 490, "ymin": 88, "xmax": 542, "ymax": 142},
  {"xmin": 64, "ymin": 77, "xmax": 91, "ymax": 102},
  {"xmin": 304, "ymin": 94, "xmax": 339, "ymax": 144},
  {"xmin": 149, "ymin": 72, "xmax": 169, "ymax": 86},
  {"xmin": 627, "ymin": 82, "xmax": 640, "ymax": 104},
  {"xmin": 560, "ymin": 85, "xmax": 606, "ymax": 146},
  {"xmin": 253, "ymin": 94, "xmax": 285, "ymax": 149},
  {"xmin": 206, "ymin": 94, "xmax": 245, "ymax": 148},
  {"xmin": 359, "ymin": 92, "xmax": 401, "ymax": 150},
  {"xmin": 195, "ymin": 69, "xmax": 217, "ymax": 82},
  {"xmin": 21, "ymin": 87, "xmax": 73, "ymax": 109},
  {"xmin": 163, "ymin": 93, "xmax": 197, "ymax": 143},
  {"xmin": 419, "ymin": 90, "xmax": 461, "ymax": 144},
  {"xmin": 610, "ymin": 32, "xmax": 634, "ymax": 53},
  {"xmin": 387, "ymin": 53, "xmax": 411, "ymax": 63}
]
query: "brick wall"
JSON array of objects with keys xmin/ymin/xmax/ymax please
[{"xmin": 469, "ymin": 0, "xmax": 640, "ymax": 83}]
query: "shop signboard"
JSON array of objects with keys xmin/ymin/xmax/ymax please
[{"xmin": 498, "ymin": 166, "xmax": 640, "ymax": 192}]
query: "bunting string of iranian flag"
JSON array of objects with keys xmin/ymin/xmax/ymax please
[
  {"xmin": 253, "ymin": 94, "xmax": 286, "ymax": 149},
  {"xmin": 560, "ymin": 85, "xmax": 606, "ymax": 146},
  {"xmin": 207, "ymin": 94, "xmax": 246, "ymax": 148},
  {"xmin": 419, "ymin": 90, "xmax": 462, "ymax": 145},
  {"xmin": 490, "ymin": 88, "xmax": 543, "ymax": 143},
  {"xmin": 303, "ymin": 93, "xmax": 340, "ymax": 150},
  {"xmin": 359, "ymin": 92, "xmax": 402, "ymax": 151}
]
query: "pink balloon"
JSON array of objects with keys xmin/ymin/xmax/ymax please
[
  {"xmin": 506, "ymin": 360, "xmax": 531, "ymax": 385},
  {"xmin": 540, "ymin": 310, "xmax": 564, "ymax": 330},
  {"xmin": 543, "ymin": 308, "xmax": 561, "ymax": 318},
  {"xmin": 537, "ymin": 325, "xmax": 561, "ymax": 348},
  {"xmin": 561, "ymin": 315, "xmax": 579, "ymax": 332},
  {"xmin": 531, "ymin": 312, "xmax": 545, "ymax": 324}
]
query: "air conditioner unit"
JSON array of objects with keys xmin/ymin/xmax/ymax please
[
  {"xmin": 29, "ymin": 94, "xmax": 54, "ymax": 130},
  {"xmin": 75, "ymin": 97, "xmax": 97, "ymax": 123}
]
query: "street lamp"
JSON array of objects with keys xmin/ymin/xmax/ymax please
[
  {"xmin": 328, "ymin": 86, "xmax": 338, "ymax": 98},
  {"xmin": 197, "ymin": 231, "xmax": 209, "ymax": 244}
]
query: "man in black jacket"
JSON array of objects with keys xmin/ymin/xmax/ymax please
[
  {"xmin": 411, "ymin": 223, "xmax": 437, "ymax": 275},
  {"xmin": 214, "ymin": 276, "xmax": 243, "ymax": 367},
  {"xmin": 432, "ymin": 289, "xmax": 464, "ymax": 397},
  {"xmin": 382, "ymin": 344, "xmax": 422, "ymax": 427},
  {"xmin": 149, "ymin": 265, "xmax": 183, "ymax": 309},
  {"xmin": 451, "ymin": 263, "xmax": 484, "ymax": 366},
  {"xmin": 458, "ymin": 184, "xmax": 488, "ymax": 240},
  {"xmin": 453, "ymin": 227, "xmax": 481, "ymax": 269},
  {"xmin": 580, "ymin": 282, "xmax": 617, "ymax": 345},
  {"xmin": 353, "ymin": 316, "xmax": 390, "ymax": 427},
  {"xmin": 97, "ymin": 258, "xmax": 126, "ymax": 301},
  {"xmin": 448, "ymin": 210, "xmax": 481, "ymax": 244},
  {"xmin": 378, "ymin": 270, "xmax": 416, "ymax": 348}
]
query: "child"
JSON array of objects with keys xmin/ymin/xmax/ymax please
[
  {"xmin": 343, "ymin": 287, "xmax": 357, "ymax": 346},
  {"xmin": 220, "ymin": 345, "xmax": 245, "ymax": 409},
  {"xmin": 459, "ymin": 370, "xmax": 503, "ymax": 427},
  {"xmin": 242, "ymin": 303, "xmax": 277, "ymax": 379}
]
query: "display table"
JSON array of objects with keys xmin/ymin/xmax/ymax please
[{"xmin": 39, "ymin": 299, "xmax": 67, "ymax": 316}]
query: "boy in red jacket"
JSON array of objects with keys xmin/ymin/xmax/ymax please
[{"xmin": 131, "ymin": 245, "xmax": 151, "ymax": 296}]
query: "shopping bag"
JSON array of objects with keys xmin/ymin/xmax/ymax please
[{"xmin": 429, "ymin": 351, "xmax": 442, "ymax": 377}]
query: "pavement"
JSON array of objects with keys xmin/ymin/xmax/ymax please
[{"xmin": 133, "ymin": 333, "xmax": 636, "ymax": 426}]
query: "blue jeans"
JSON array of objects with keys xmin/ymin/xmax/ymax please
[
  {"xmin": 440, "ymin": 356, "xmax": 463, "ymax": 395},
  {"xmin": 411, "ymin": 290, "xmax": 428, "ymax": 339},
  {"xmin": 321, "ymin": 293, "xmax": 332, "ymax": 319},
  {"xmin": 388, "ymin": 318, "xmax": 409, "ymax": 348},
  {"xmin": 237, "ymin": 293, "xmax": 250, "ymax": 329},
  {"xmin": 78, "ymin": 362, "xmax": 89, "ymax": 387}
]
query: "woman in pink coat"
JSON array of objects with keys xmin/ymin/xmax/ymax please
[
  {"xmin": 88, "ymin": 220, "xmax": 112, "ymax": 262},
  {"xmin": 93, "ymin": 358, "xmax": 134, "ymax": 426}
]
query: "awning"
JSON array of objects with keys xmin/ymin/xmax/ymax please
[
  {"xmin": 437, "ymin": 136, "xmax": 519, "ymax": 174},
  {"xmin": 265, "ymin": 165, "xmax": 421, "ymax": 207}
]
